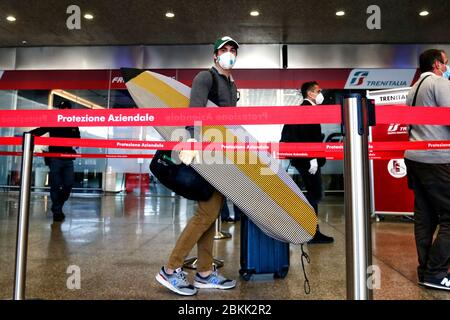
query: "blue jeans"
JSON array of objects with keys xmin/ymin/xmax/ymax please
[{"xmin": 48, "ymin": 158, "xmax": 74, "ymax": 214}]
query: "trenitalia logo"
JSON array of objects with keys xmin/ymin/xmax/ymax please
[
  {"xmin": 350, "ymin": 71, "xmax": 369, "ymax": 86},
  {"xmin": 387, "ymin": 123, "xmax": 408, "ymax": 135},
  {"xmin": 111, "ymin": 76, "xmax": 124, "ymax": 84},
  {"xmin": 345, "ymin": 69, "xmax": 416, "ymax": 89}
]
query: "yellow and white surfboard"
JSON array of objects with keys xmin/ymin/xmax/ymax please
[{"xmin": 123, "ymin": 68, "xmax": 317, "ymax": 244}]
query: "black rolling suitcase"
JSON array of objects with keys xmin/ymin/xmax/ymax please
[{"xmin": 239, "ymin": 214, "xmax": 290, "ymax": 280}]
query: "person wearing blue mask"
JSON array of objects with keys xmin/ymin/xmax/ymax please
[
  {"xmin": 404, "ymin": 49, "xmax": 450, "ymax": 291},
  {"xmin": 443, "ymin": 63, "xmax": 450, "ymax": 80}
]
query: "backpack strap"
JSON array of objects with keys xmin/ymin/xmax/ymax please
[
  {"xmin": 412, "ymin": 75, "xmax": 431, "ymax": 106},
  {"xmin": 409, "ymin": 74, "xmax": 432, "ymax": 136}
]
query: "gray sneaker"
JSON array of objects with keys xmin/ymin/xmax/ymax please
[
  {"xmin": 193, "ymin": 268, "xmax": 236, "ymax": 290},
  {"xmin": 155, "ymin": 267, "xmax": 198, "ymax": 296}
]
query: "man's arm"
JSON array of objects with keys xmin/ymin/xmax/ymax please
[
  {"xmin": 186, "ymin": 71, "xmax": 213, "ymax": 138},
  {"xmin": 179, "ymin": 71, "xmax": 214, "ymax": 164}
]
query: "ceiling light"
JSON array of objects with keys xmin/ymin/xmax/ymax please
[
  {"xmin": 419, "ymin": 11, "xmax": 429, "ymax": 17},
  {"xmin": 22, "ymin": 40, "xmax": 27, "ymax": 44},
  {"xmin": 250, "ymin": 11, "xmax": 260, "ymax": 17},
  {"xmin": 336, "ymin": 11, "xmax": 345, "ymax": 17},
  {"xmin": 84, "ymin": 13, "xmax": 94, "ymax": 20},
  {"xmin": 165, "ymin": 12, "xmax": 175, "ymax": 18},
  {"xmin": 6, "ymin": 15, "xmax": 16, "ymax": 22}
]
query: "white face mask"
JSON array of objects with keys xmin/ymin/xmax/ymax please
[
  {"xmin": 216, "ymin": 51, "xmax": 236, "ymax": 70},
  {"xmin": 315, "ymin": 92, "xmax": 324, "ymax": 105}
]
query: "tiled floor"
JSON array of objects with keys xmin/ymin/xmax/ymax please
[{"xmin": 0, "ymin": 186, "xmax": 448, "ymax": 300}]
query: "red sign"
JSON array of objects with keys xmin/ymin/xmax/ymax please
[
  {"xmin": 0, "ymin": 69, "xmax": 352, "ymax": 90},
  {"xmin": 371, "ymin": 123, "xmax": 414, "ymax": 214}
]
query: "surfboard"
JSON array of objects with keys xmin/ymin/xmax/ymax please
[{"xmin": 122, "ymin": 68, "xmax": 317, "ymax": 244}]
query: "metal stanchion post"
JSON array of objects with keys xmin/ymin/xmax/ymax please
[
  {"xmin": 343, "ymin": 95, "xmax": 373, "ymax": 300},
  {"xmin": 13, "ymin": 132, "xmax": 34, "ymax": 300},
  {"xmin": 183, "ymin": 218, "xmax": 228, "ymax": 269},
  {"xmin": 214, "ymin": 216, "xmax": 231, "ymax": 240}
]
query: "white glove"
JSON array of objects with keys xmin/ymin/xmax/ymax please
[
  {"xmin": 308, "ymin": 158, "xmax": 318, "ymax": 175},
  {"xmin": 179, "ymin": 138, "xmax": 200, "ymax": 165}
]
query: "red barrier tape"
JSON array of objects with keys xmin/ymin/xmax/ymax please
[
  {"xmin": 376, "ymin": 105, "xmax": 450, "ymax": 125},
  {"xmin": 1, "ymin": 137, "xmax": 449, "ymax": 152},
  {"xmin": 0, "ymin": 151, "xmax": 155, "ymax": 159},
  {"xmin": 0, "ymin": 106, "xmax": 341, "ymax": 127},
  {"xmin": 1, "ymin": 105, "xmax": 448, "ymax": 128},
  {"xmin": 0, "ymin": 151, "xmax": 412, "ymax": 161}
]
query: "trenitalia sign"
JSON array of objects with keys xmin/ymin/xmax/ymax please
[
  {"xmin": 344, "ymin": 69, "xmax": 417, "ymax": 89},
  {"xmin": 366, "ymin": 87, "xmax": 410, "ymax": 106}
]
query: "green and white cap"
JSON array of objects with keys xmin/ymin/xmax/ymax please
[{"xmin": 214, "ymin": 36, "xmax": 239, "ymax": 51}]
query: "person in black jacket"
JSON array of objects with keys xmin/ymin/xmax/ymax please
[
  {"xmin": 281, "ymin": 81, "xmax": 334, "ymax": 244},
  {"xmin": 29, "ymin": 100, "xmax": 80, "ymax": 222}
]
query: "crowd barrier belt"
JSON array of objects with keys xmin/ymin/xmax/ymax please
[
  {"xmin": 0, "ymin": 106, "xmax": 342, "ymax": 127},
  {"xmin": 376, "ymin": 105, "xmax": 450, "ymax": 125},
  {"xmin": 0, "ymin": 137, "xmax": 448, "ymax": 161},
  {"xmin": 1, "ymin": 105, "xmax": 449, "ymax": 128},
  {"xmin": 0, "ymin": 151, "xmax": 155, "ymax": 159},
  {"xmin": 0, "ymin": 150, "xmax": 413, "ymax": 160},
  {"xmin": 0, "ymin": 137, "xmax": 449, "ymax": 152},
  {"xmin": 0, "ymin": 105, "xmax": 448, "ymax": 160}
]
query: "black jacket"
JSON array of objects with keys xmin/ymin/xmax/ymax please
[
  {"xmin": 29, "ymin": 127, "xmax": 80, "ymax": 154},
  {"xmin": 280, "ymin": 100, "xmax": 326, "ymax": 171}
]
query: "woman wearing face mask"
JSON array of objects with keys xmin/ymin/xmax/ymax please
[{"xmin": 280, "ymin": 81, "xmax": 334, "ymax": 244}]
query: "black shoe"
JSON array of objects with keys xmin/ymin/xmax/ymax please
[
  {"xmin": 418, "ymin": 275, "xmax": 425, "ymax": 286},
  {"xmin": 53, "ymin": 212, "xmax": 65, "ymax": 222},
  {"xmin": 423, "ymin": 275, "xmax": 450, "ymax": 291},
  {"xmin": 308, "ymin": 230, "xmax": 334, "ymax": 244}
]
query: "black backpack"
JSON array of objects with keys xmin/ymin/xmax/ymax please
[{"xmin": 150, "ymin": 150, "xmax": 215, "ymax": 201}]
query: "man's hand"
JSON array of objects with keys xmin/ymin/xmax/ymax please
[
  {"xmin": 308, "ymin": 158, "xmax": 318, "ymax": 175},
  {"xmin": 179, "ymin": 138, "xmax": 200, "ymax": 165}
]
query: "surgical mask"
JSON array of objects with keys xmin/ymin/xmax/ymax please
[
  {"xmin": 443, "ymin": 65, "xmax": 450, "ymax": 79},
  {"xmin": 315, "ymin": 92, "xmax": 324, "ymax": 105},
  {"xmin": 217, "ymin": 52, "xmax": 236, "ymax": 70}
]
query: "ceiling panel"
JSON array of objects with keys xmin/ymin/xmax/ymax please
[{"xmin": 0, "ymin": 0, "xmax": 448, "ymax": 47}]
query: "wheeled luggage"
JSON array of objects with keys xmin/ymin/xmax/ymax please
[{"xmin": 239, "ymin": 214, "xmax": 290, "ymax": 280}]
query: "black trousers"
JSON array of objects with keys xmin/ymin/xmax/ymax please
[
  {"xmin": 292, "ymin": 166, "xmax": 323, "ymax": 215},
  {"xmin": 405, "ymin": 159, "xmax": 450, "ymax": 280},
  {"xmin": 48, "ymin": 158, "xmax": 75, "ymax": 214}
]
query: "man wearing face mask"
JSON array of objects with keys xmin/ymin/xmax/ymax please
[
  {"xmin": 404, "ymin": 49, "xmax": 450, "ymax": 291},
  {"xmin": 156, "ymin": 36, "xmax": 239, "ymax": 296},
  {"xmin": 280, "ymin": 81, "xmax": 334, "ymax": 244}
]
